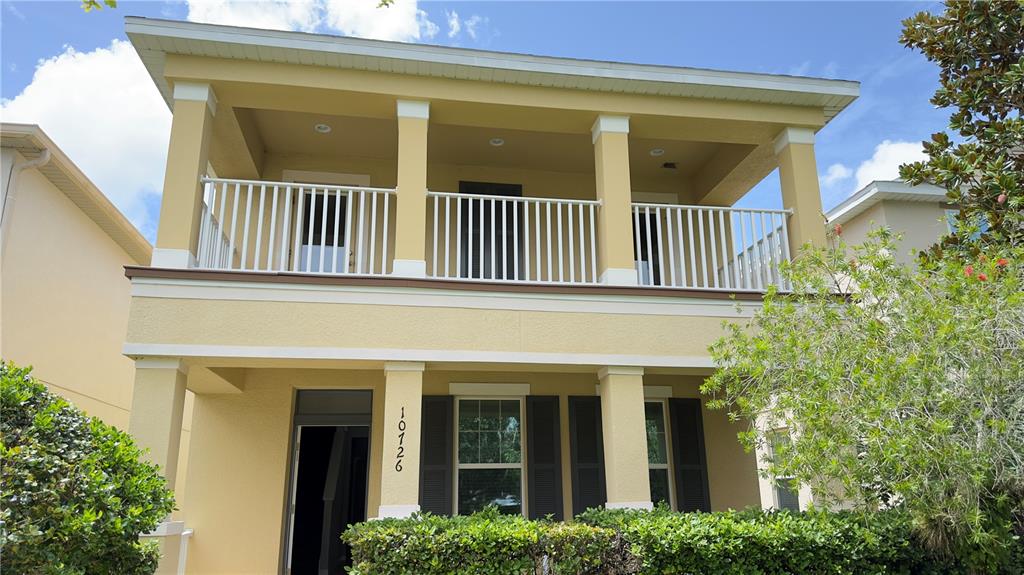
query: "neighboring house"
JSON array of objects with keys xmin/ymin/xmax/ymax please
[
  {"xmin": 0, "ymin": 123, "xmax": 193, "ymax": 511},
  {"xmin": 121, "ymin": 17, "xmax": 858, "ymax": 574},
  {"xmin": 826, "ymin": 180, "xmax": 951, "ymax": 263}
]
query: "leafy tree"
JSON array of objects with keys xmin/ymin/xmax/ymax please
[
  {"xmin": 899, "ymin": 1, "xmax": 1024, "ymax": 251},
  {"xmin": 0, "ymin": 362, "xmax": 175, "ymax": 575},
  {"xmin": 81, "ymin": 0, "xmax": 116, "ymax": 12},
  {"xmin": 703, "ymin": 231, "xmax": 1024, "ymax": 570}
]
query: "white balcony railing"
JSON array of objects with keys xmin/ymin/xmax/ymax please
[
  {"xmin": 196, "ymin": 177, "xmax": 396, "ymax": 275},
  {"xmin": 630, "ymin": 203, "xmax": 791, "ymax": 291},
  {"xmin": 427, "ymin": 191, "xmax": 601, "ymax": 284}
]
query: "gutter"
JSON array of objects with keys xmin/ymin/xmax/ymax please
[{"xmin": 1, "ymin": 147, "xmax": 52, "ymax": 255}]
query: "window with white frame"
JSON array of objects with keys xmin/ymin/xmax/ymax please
[
  {"xmin": 769, "ymin": 432, "xmax": 800, "ymax": 511},
  {"xmin": 456, "ymin": 398, "xmax": 524, "ymax": 515},
  {"xmin": 644, "ymin": 401, "xmax": 673, "ymax": 508}
]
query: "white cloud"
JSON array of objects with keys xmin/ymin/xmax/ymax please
[
  {"xmin": 323, "ymin": 0, "xmax": 437, "ymax": 42},
  {"xmin": 0, "ymin": 40, "xmax": 170, "ymax": 239},
  {"xmin": 446, "ymin": 10, "xmax": 461, "ymax": 38},
  {"xmin": 821, "ymin": 163, "xmax": 852, "ymax": 187},
  {"xmin": 185, "ymin": 0, "xmax": 322, "ymax": 32},
  {"xmin": 464, "ymin": 15, "xmax": 487, "ymax": 40},
  {"xmin": 853, "ymin": 140, "xmax": 927, "ymax": 190},
  {"xmin": 186, "ymin": 0, "xmax": 439, "ymax": 42}
]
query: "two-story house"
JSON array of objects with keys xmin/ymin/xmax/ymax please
[{"xmin": 122, "ymin": 17, "xmax": 858, "ymax": 574}]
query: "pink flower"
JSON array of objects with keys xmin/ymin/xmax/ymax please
[
  {"xmin": 997, "ymin": 194, "xmax": 1007, "ymax": 204},
  {"xmin": 997, "ymin": 258, "xmax": 1009, "ymax": 268},
  {"xmin": 977, "ymin": 273, "xmax": 988, "ymax": 282},
  {"xmin": 833, "ymin": 223, "xmax": 842, "ymax": 236},
  {"xmin": 964, "ymin": 265, "xmax": 975, "ymax": 277}
]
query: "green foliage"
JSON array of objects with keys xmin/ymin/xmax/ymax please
[
  {"xmin": 81, "ymin": 0, "xmax": 117, "ymax": 12},
  {"xmin": 0, "ymin": 362, "xmax": 175, "ymax": 575},
  {"xmin": 899, "ymin": 1, "xmax": 1024, "ymax": 251},
  {"xmin": 343, "ymin": 506, "xmax": 616, "ymax": 575},
  {"xmin": 346, "ymin": 504, "xmax": 1021, "ymax": 574},
  {"xmin": 705, "ymin": 230, "xmax": 1024, "ymax": 567}
]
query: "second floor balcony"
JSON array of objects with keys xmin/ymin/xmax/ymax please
[{"xmin": 135, "ymin": 17, "xmax": 857, "ymax": 296}]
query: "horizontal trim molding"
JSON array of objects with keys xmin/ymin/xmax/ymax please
[
  {"xmin": 643, "ymin": 385, "xmax": 673, "ymax": 398},
  {"xmin": 128, "ymin": 273, "xmax": 761, "ymax": 319},
  {"xmin": 122, "ymin": 343, "xmax": 716, "ymax": 370},
  {"xmin": 449, "ymin": 383, "xmax": 530, "ymax": 396}
]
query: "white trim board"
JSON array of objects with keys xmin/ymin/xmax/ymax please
[
  {"xmin": 122, "ymin": 343, "xmax": 716, "ymax": 370},
  {"xmin": 449, "ymin": 383, "xmax": 530, "ymax": 396},
  {"xmin": 130, "ymin": 277, "xmax": 759, "ymax": 319}
]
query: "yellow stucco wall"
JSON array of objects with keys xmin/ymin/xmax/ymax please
[
  {"xmin": 1, "ymin": 165, "xmax": 136, "ymax": 426},
  {"xmin": 181, "ymin": 368, "xmax": 759, "ymax": 574},
  {"xmin": 837, "ymin": 200, "xmax": 949, "ymax": 266}
]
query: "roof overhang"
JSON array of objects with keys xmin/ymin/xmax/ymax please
[
  {"xmin": 0, "ymin": 123, "xmax": 152, "ymax": 265},
  {"xmin": 125, "ymin": 16, "xmax": 859, "ymax": 123},
  {"xmin": 826, "ymin": 180, "xmax": 949, "ymax": 225}
]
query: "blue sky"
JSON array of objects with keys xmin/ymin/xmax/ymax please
[{"xmin": 1, "ymin": 1, "xmax": 947, "ymax": 241}]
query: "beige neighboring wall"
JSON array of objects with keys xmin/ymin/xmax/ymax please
[
  {"xmin": 827, "ymin": 180, "xmax": 949, "ymax": 265},
  {"xmin": 1, "ymin": 124, "xmax": 150, "ymax": 428}
]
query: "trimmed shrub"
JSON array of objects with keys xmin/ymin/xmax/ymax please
[
  {"xmin": 0, "ymin": 362, "xmax": 175, "ymax": 575},
  {"xmin": 345, "ymin": 505, "xmax": 1022, "ymax": 574},
  {"xmin": 343, "ymin": 506, "xmax": 618, "ymax": 575}
]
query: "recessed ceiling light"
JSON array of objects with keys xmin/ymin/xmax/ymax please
[
  {"xmin": 649, "ymin": 148, "xmax": 665, "ymax": 157},
  {"xmin": 314, "ymin": 123, "xmax": 332, "ymax": 134},
  {"xmin": 489, "ymin": 138, "xmax": 505, "ymax": 147}
]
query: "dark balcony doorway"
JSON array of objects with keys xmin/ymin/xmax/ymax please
[
  {"xmin": 459, "ymin": 181, "xmax": 523, "ymax": 280},
  {"xmin": 285, "ymin": 391, "xmax": 372, "ymax": 575}
]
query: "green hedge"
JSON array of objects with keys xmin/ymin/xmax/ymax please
[{"xmin": 343, "ymin": 506, "xmax": 1022, "ymax": 575}]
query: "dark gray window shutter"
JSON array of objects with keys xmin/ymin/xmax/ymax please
[
  {"xmin": 568, "ymin": 396, "xmax": 606, "ymax": 517},
  {"xmin": 669, "ymin": 398, "xmax": 711, "ymax": 512},
  {"xmin": 526, "ymin": 396, "xmax": 563, "ymax": 520},
  {"xmin": 419, "ymin": 396, "xmax": 453, "ymax": 516}
]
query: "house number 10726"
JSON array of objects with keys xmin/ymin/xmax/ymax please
[{"xmin": 395, "ymin": 406, "xmax": 406, "ymax": 472}]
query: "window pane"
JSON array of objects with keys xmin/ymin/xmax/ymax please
[
  {"xmin": 775, "ymin": 478, "xmax": 800, "ymax": 511},
  {"xmin": 649, "ymin": 469, "xmax": 671, "ymax": 507},
  {"xmin": 458, "ymin": 469, "xmax": 522, "ymax": 515},
  {"xmin": 645, "ymin": 402, "xmax": 668, "ymax": 464},
  {"xmin": 459, "ymin": 400, "xmax": 479, "ymax": 433},
  {"xmin": 459, "ymin": 399, "xmax": 521, "ymax": 464}
]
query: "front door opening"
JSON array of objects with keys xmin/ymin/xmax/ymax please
[{"xmin": 286, "ymin": 390, "xmax": 372, "ymax": 574}]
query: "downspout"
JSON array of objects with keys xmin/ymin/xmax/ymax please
[{"xmin": 0, "ymin": 148, "xmax": 52, "ymax": 257}]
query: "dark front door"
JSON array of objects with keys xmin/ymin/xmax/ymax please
[
  {"xmin": 286, "ymin": 390, "xmax": 372, "ymax": 574},
  {"xmin": 459, "ymin": 181, "xmax": 523, "ymax": 280}
]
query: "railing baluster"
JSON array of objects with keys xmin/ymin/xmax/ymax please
[
  {"xmin": 780, "ymin": 212, "xmax": 792, "ymax": 291},
  {"xmin": 332, "ymin": 189, "xmax": 341, "ymax": 274},
  {"xmin": 708, "ymin": 209, "xmax": 720, "ymax": 289},
  {"xmin": 501, "ymin": 200, "xmax": 507, "ymax": 281},
  {"xmin": 356, "ymin": 190, "xmax": 366, "ymax": 274},
  {"xmin": 444, "ymin": 196, "xmax": 451, "ymax": 278},
  {"xmin": 343, "ymin": 189, "xmax": 354, "ymax": 273},
  {"xmin": 589, "ymin": 204, "xmax": 597, "ymax": 283},
  {"xmin": 319, "ymin": 188, "xmax": 329, "ymax": 273},
  {"xmin": 655, "ymin": 207, "xmax": 666, "ymax": 287},
  {"xmin": 431, "ymin": 194, "xmax": 438, "ymax": 277},
  {"xmin": 535, "ymin": 201, "xmax": 541, "ymax": 281},
  {"xmin": 513, "ymin": 198, "xmax": 520, "ymax": 281},
  {"xmin": 304, "ymin": 188, "xmax": 315, "ymax": 273},
  {"xmin": 717, "ymin": 209, "xmax": 730, "ymax": 290},
  {"xmin": 643, "ymin": 206, "xmax": 654, "ymax": 286},
  {"xmin": 556, "ymin": 203, "xmax": 564, "ymax": 283},
  {"xmin": 456, "ymin": 197, "xmax": 463, "ymax": 278},
  {"xmin": 280, "ymin": 186, "xmax": 292, "ymax": 271},
  {"xmin": 576, "ymin": 202, "xmax": 585, "ymax": 283},
  {"xmin": 663, "ymin": 208, "xmax": 675, "ymax": 287},
  {"xmin": 369, "ymin": 191, "xmax": 378, "ymax": 275},
  {"xmin": 545, "ymin": 202, "xmax": 552, "ymax": 282},
  {"xmin": 633, "ymin": 205, "xmax": 642, "ymax": 284},
  {"xmin": 686, "ymin": 208, "xmax": 697, "ymax": 288},
  {"xmin": 293, "ymin": 187, "xmax": 305, "ymax": 272},
  {"xmin": 228, "ymin": 183, "xmax": 240, "ymax": 271},
  {"xmin": 382, "ymin": 192, "xmax": 390, "ymax": 275},
  {"xmin": 674, "ymin": 208, "xmax": 685, "ymax": 287},
  {"xmin": 254, "ymin": 185, "xmax": 266, "ymax": 271},
  {"xmin": 241, "ymin": 184, "xmax": 253, "ymax": 270},
  {"xmin": 478, "ymin": 197, "xmax": 484, "ymax": 279}
]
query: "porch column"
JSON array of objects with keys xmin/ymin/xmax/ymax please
[
  {"xmin": 592, "ymin": 115, "xmax": 638, "ymax": 286},
  {"xmin": 153, "ymin": 82, "xmax": 216, "ymax": 269},
  {"xmin": 598, "ymin": 366, "xmax": 652, "ymax": 509},
  {"xmin": 774, "ymin": 127, "xmax": 826, "ymax": 253},
  {"xmin": 129, "ymin": 359, "xmax": 189, "ymax": 575},
  {"xmin": 378, "ymin": 361, "xmax": 424, "ymax": 518},
  {"xmin": 392, "ymin": 100, "xmax": 430, "ymax": 278}
]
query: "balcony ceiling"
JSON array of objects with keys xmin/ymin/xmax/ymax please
[{"xmin": 250, "ymin": 108, "xmax": 727, "ymax": 182}]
